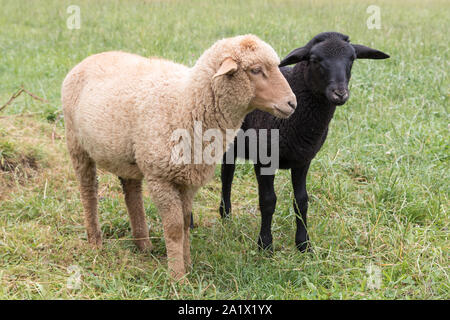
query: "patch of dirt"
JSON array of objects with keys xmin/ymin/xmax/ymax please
[
  {"xmin": 0, "ymin": 152, "xmax": 39, "ymax": 175},
  {"xmin": 0, "ymin": 152, "xmax": 41, "ymax": 200},
  {"xmin": 0, "ymin": 116, "xmax": 70, "ymax": 200}
]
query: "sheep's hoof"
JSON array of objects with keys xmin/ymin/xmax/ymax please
[
  {"xmin": 135, "ymin": 239, "xmax": 153, "ymax": 252},
  {"xmin": 257, "ymin": 236, "xmax": 273, "ymax": 253},
  {"xmin": 219, "ymin": 204, "xmax": 232, "ymax": 219},
  {"xmin": 173, "ymin": 274, "xmax": 189, "ymax": 285},
  {"xmin": 169, "ymin": 266, "xmax": 187, "ymax": 283},
  {"xmin": 87, "ymin": 233, "xmax": 103, "ymax": 249},
  {"xmin": 296, "ymin": 240, "xmax": 312, "ymax": 253}
]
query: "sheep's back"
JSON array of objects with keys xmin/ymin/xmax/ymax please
[{"xmin": 62, "ymin": 51, "xmax": 189, "ymax": 178}]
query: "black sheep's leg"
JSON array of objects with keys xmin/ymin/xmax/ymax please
[
  {"xmin": 190, "ymin": 212, "xmax": 194, "ymax": 229},
  {"xmin": 219, "ymin": 150, "xmax": 237, "ymax": 218},
  {"xmin": 255, "ymin": 165, "xmax": 277, "ymax": 251},
  {"xmin": 291, "ymin": 163, "xmax": 311, "ymax": 252}
]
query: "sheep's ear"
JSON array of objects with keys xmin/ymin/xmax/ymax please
[
  {"xmin": 279, "ymin": 47, "xmax": 309, "ymax": 67},
  {"xmin": 352, "ymin": 44, "xmax": 390, "ymax": 59},
  {"xmin": 213, "ymin": 57, "xmax": 238, "ymax": 78}
]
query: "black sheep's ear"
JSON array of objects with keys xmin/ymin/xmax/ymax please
[
  {"xmin": 279, "ymin": 47, "xmax": 309, "ymax": 67},
  {"xmin": 352, "ymin": 44, "xmax": 390, "ymax": 59}
]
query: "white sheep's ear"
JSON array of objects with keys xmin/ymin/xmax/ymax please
[{"xmin": 213, "ymin": 57, "xmax": 238, "ymax": 78}]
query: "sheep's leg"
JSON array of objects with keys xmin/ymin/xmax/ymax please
[
  {"xmin": 190, "ymin": 213, "xmax": 194, "ymax": 229},
  {"xmin": 68, "ymin": 144, "xmax": 102, "ymax": 248},
  {"xmin": 220, "ymin": 150, "xmax": 237, "ymax": 218},
  {"xmin": 179, "ymin": 187, "xmax": 196, "ymax": 271},
  {"xmin": 119, "ymin": 177, "xmax": 152, "ymax": 251},
  {"xmin": 146, "ymin": 178, "xmax": 185, "ymax": 279},
  {"xmin": 254, "ymin": 165, "xmax": 276, "ymax": 251},
  {"xmin": 291, "ymin": 164, "xmax": 311, "ymax": 252}
]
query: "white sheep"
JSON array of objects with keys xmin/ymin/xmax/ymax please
[{"xmin": 61, "ymin": 34, "xmax": 296, "ymax": 279}]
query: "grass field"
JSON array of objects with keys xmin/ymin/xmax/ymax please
[{"xmin": 0, "ymin": 0, "xmax": 448, "ymax": 299}]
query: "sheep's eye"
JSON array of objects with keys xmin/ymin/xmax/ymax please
[{"xmin": 250, "ymin": 67, "xmax": 262, "ymax": 75}]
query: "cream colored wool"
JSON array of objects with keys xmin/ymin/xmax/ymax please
[{"xmin": 62, "ymin": 34, "xmax": 295, "ymax": 279}]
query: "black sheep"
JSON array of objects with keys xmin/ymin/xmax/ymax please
[{"xmin": 219, "ymin": 32, "xmax": 390, "ymax": 251}]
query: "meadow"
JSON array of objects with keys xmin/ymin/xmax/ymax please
[{"xmin": 0, "ymin": 0, "xmax": 448, "ymax": 299}]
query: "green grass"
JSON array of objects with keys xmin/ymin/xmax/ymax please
[{"xmin": 0, "ymin": 0, "xmax": 448, "ymax": 299}]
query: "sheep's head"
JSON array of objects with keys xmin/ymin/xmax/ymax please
[
  {"xmin": 279, "ymin": 32, "xmax": 390, "ymax": 105},
  {"xmin": 212, "ymin": 35, "xmax": 297, "ymax": 119}
]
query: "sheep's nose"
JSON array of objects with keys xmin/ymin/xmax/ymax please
[
  {"xmin": 333, "ymin": 89, "xmax": 348, "ymax": 99},
  {"xmin": 333, "ymin": 89, "xmax": 347, "ymax": 98},
  {"xmin": 288, "ymin": 100, "xmax": 296, "ymax": 110}
]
